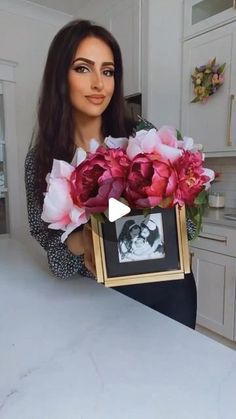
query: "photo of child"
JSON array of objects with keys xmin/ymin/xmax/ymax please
[{"xmin": 116, "ymin": 214, "xmax": 165, "ymax": 263}]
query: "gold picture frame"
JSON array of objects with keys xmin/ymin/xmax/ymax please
[{"xmin": 91, "ymin": 205, "xmax": 190, "ymax": 287}]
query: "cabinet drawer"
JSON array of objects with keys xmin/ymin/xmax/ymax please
[{"xmin": 191, "ymin": 224, "xmax": 236, "ymax": 257}]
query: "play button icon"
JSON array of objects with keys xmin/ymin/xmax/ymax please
[{"xmin": 108, "ymin": 198, "xmax": 131, "ymax": 222}]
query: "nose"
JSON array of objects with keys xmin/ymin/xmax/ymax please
[{"xmin": 91, "ymin": 71, "xmax": 104, "ymax": 91}]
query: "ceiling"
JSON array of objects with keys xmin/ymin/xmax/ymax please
[{"xmin": 28, "ymin": 0, "xmax": 89, "ymax": 16}]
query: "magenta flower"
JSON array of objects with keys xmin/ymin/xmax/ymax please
[
  {"xmin": 70, "ymin": 146, "xmax": 130, "ymax": 214},
  {"xmin": 173, "ymin": 151, "xmax": 214, "ymax": 206},
  {"xmin": 124, "ymin": 154, "xmax": 177, "ymax": 208}
]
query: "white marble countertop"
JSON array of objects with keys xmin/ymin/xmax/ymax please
[
  {"xmin": 1, "ymin": 239, "xmax": 236, "ymax": 419},
  {"xmin": 203, "ymin": 207, "xmax": 236, "ymax": 228}
]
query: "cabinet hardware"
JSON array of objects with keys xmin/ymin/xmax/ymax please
[
  {"xmin": 198, "ymin": 233, "xmax": 227, "ymax": 243},
  {"xmin": 234, "ymin": 0, "xmax": 236, "ymax": 10},
  {"xmin": 227, "ymin": 94, "xmax": 235, "ymax": 146}
]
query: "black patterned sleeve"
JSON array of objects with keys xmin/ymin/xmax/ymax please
[{"xmin": 24, "ymin": 148, "xmax": 93, "ymax": 280}]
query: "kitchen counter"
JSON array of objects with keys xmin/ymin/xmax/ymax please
[
  {"xmin": 203, "ymin": 206, "xmax": 236, "ymax": 228},
  {"xmin": 1, "ymin": 238, "xmax": 236, "ymax": 419}
]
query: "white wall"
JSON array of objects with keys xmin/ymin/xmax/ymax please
[
  {"xmin": 0, "ymin": 1, "xmax": 72, "ymax": 242},
  {"xmin": 78, "ymin": 0, "xmax": 110, "ymax": 27},
  {"xmin": 79, "ymin": 0, "xmax": 184, "ymax": 129},
  {"xmin": 144, "ymin": 0, "xmax": 184, "ymax": 129}
]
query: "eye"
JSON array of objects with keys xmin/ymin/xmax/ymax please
[
  {"xmin": 103, "ymin": 68, "xmax": 115, "ymax": 77},
  {"xmin": 73, "ymin": 65, "xmax": 89, "ymax": 73}
]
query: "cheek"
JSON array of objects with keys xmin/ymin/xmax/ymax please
[
  {"xmin": 68, "ymin": 74, "xmax": 85, "ymax": 97},
  {"xmin": 106, "ymin": 78, "xmax": 115, "ymax": 96}
]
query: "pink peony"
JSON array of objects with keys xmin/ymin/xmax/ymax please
[
  {"xmin": 127, "ymin": 127, "xmax": 183, "ymax": 163},
  {"xmin": 124, "ymin": 154, "xmax": 177, "ymax": 208},
  {"xmin": 42, "ymin": 177, "xmax": 74, "ymax": 228},
  {"xmin": 41, "ymin": 158, "xmax": 88, "ymax": 242},
  {"xmin": 158, "ymin": 126, "xmax": 178, "ymax": 147},
  {"xmin": 173, "ymin": 151, "xmax": 214, "ymax": 206},
  {"xmin": 70, "ymin": 146, "xmax": 130, "ymax": 214}
]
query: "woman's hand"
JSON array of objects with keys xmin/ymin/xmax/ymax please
[
  {"xmin": 66, "ymin": 223, "xmax": 96, "ymax": 277},
  {"xmin": 82, "ymin": 224, "xmax": 96, "ymax": 276}
]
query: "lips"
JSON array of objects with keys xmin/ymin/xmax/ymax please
[{"xmin": 86, "ymin": 95, "xmax": 105, "ymax": 105}]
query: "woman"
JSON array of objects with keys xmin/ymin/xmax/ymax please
[
  {"xmin": 118, "ymin": 220, "xmax": 141, "ymax": 261},
  {"xmin": 25, "ymin": 19, "xmax": 197, "ymax": 329},
  {"xmin": 140, "ymin": 220, "xmax": 164, "ymax": 256}
]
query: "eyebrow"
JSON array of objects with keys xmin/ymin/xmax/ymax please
[{"xmin": 72, "ymin": 57, "xmax": 114, "ymax": 66}]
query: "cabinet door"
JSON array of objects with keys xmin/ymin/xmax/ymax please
[
  {"xmin": 191, "ymin": 247, "xmax": 236, "ymax": 340},
  {"xmin": 106, "ymin": 0, "xmax": 141, "ymax": 96},
  {"xmin": 182, "ymin": 23, "xmax": 236, "ymax": 154},
  {"xmin": 184, "ymin": 0, "xmax": 236, "ymax": 39}
]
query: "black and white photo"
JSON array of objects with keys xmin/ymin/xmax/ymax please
[{"xmin": 116, "ymin": 214, "xmax": 165, "ymax": 263}]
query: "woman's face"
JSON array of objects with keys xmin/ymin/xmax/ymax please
[
  {"xmin": 141, "ymin": 226, "xmax": 150, "ymax": 238},
  {"xmin": 129, "ymin": 225, "xmax": 140, "ymax": 239},
  {"xmin": 68, "ymin": 36, "xmax": 115, "ymax": 119},
  {"xmin": 133, "ymin": 237, "xmax": 145, "ymax": 248}
]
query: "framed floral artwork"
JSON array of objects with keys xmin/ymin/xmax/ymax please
[{"xmin": 91, "ymin": 205, "xmax": 190, "ymax": 287}]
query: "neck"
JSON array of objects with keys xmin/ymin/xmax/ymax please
[{"xmin": 73, "ymin": 113, "xmax": 103, "ymax": 151}]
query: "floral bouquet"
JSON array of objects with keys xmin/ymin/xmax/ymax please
[
  {"xmin": 41, "ymin": 125, "xmax": 215, "ymax": 242},
  {"xmin": 191, "ymin": 57, "xmax": 226, "ymax": 103}
]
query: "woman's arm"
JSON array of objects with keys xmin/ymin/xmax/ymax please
[{"xmin": 24, "ymin": 148, "xmax": 95, "ymax": 279}]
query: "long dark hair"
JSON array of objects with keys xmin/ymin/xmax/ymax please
[
  {"xmin": 32, "ymin": 19, "xmax": 136, "ymax": 199},
  {"xmin": 118, "ymin": 221, "xmax": 141, "ymax": 254},
  {"xmin": 140, "ymin": 221, "xmax": 160, "ymax": 246}
]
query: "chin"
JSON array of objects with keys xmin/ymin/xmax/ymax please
[{"xmin": 85, "ymin": 106, "xmax": 108, "ymax": 118}]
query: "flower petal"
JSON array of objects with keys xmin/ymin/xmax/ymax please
[
  {"xmin": 104, "ymin": 136, "xmax": 129, "ymax": 150},
  {"xmin": 89, "ymin": 138, "xmax": 100, "ymax": 153},
  {"xmin": 157, "ymin": 143, "xmax": 182, "ymax": 162},
  {"xmin": 71, "ymin": 147, "xmax": 87, "ymax": 167},
  {"xmin": 50, "ymin": 159, "xmax": 75, "ymax": 180},
  {"xmin": 41, "ymin": 178, "xmax": 73, "ymax": 223}
]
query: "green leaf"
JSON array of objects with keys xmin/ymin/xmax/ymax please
[
  {"xmin": 158, "ymin": 196, "xmax": 173, "ymax": 208},
  {"xmin": 93, "ymin": 213, "xmax": 106, "ymax": 223},
  {"xmin": 205, "ymin": 74, "xmax": 213, "ymax": 87},
  {"xmin": 211, "ymin": 57, "xmax": 216, "ymax": 66},
  {"xmin": 142, "ymin": 208, "xmax": 152, "ymax": 217},
  {"xmin": 186, "ymin": 189, "xmax": 210, "ymax": 240},
  {"xmin": 194, "ymin": 189, "xmax": 208, "ymax": 206},
  {"xmin": 218, "ymin": 63, "xmax": 226, "ymax": 74},
  {"xmin": 191, "ymin": 96, "xmax": 200, "ymax": 103},
  {"xmin": 135, "ymin": 117, "xmax": 157, "ymax": 132},
  {"xmin": 176, "ymin": 129, "xmax": 183, "ymax": 141}
]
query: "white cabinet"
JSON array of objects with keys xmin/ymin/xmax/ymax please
[
  {"xmin": 181, "ymin": 22, "xmax": 236, "ymax": 155},
  {"xmin": 0, "ymin": 82, "xmax": 9, "ymax": 236},
  {"xmin": 192, "ymin": 248, "xmax": 236, "ymax": 339},
  {"xmin": 184, "ymin": 0, "xmax": 236, "ymax": 39},
  {"xmin": 0, "ymin": 60, "xmax": 18, "ymax": 238},
  {"xmin": 190, "ymin": 224, "xmax": 236, "ymax": 340},
  {"xmin": 105, "ymin": 0, "xmax": 141, "ymax": 96}
]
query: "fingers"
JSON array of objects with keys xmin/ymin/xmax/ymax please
[
  {"xmin": 82, "ymin": 222, "xmax": 96, "ymax": 276},
  {"xmin": 84, "ymin": 253, "xmax": 96, "ymax": 277}
]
